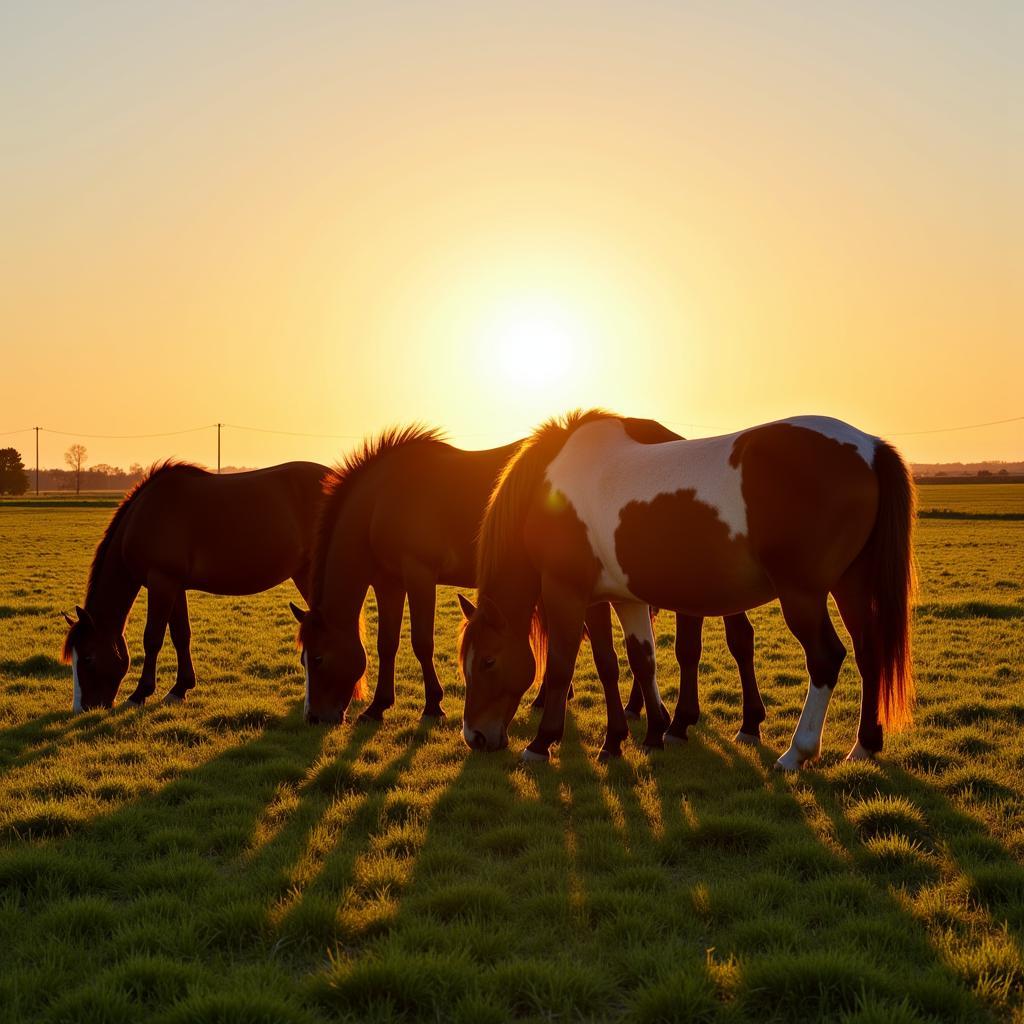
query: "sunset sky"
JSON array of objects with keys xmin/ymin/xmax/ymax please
[{"xmin": 2, "ymin": 1, "xmax": 1020, "ymax": 471}]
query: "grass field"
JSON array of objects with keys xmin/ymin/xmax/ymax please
[{"xmin": 1, "ymin": 486, "xmax": 1023, "ymax": 1023}]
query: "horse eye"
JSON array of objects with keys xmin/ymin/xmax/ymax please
[
  {"xmin": 483, "ymin": 656, "xmax": 496, "ymax": 670},
  {"xmin": 312, "ymin": 654, "xmax": 324, "ymax": 665}
]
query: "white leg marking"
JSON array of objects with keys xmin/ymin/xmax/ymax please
[
  {"xmin": 520, "ymin": 746, "xmax": 549, "ymax": 762},
  {"xmin": 846, "ymin": 740, "xmax": 874, "ymax": 762},
  {"xmin": 71, "ymin": 648, "xmax": 82, "ymax": 713},
  {"xmin": 301, "ymin": 650, "xmax": 310, "ymax": 718},
  {"xmin": 776, "ymin": 682, "xmax": 834, "ymax": 771}
]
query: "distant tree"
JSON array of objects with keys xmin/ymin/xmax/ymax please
[
  {"xmin": 0, "ymin": 447, "xmax": 29, "ymax": 495},
  {"xmin": 978, "ymin": 470, "xmax": 992, "ymax": 478},
  {"xmin": 998, "ymin": 468, "xmax": 1009, "ymax": 476},
  {"xmin": 64, "ymin": 443, "xmax": 88, "ymax": 495}
]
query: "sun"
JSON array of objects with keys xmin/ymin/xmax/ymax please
[{"xmin": 485, "ymin": 298, "xmax": 579, "ymax": 390}]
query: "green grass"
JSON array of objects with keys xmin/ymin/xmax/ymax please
[{"xmin": 0, "ymin": 489, "xmax": 1023, "ymax": 1023}]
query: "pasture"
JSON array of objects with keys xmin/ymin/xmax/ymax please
[{"xmin": 1, "ymin": 489, "xmax": 1022, "ymax": 1023}]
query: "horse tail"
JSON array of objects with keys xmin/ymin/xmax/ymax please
[{"xmin": 867, "ymin": 440, "xmax": 916, "ymax": 728}]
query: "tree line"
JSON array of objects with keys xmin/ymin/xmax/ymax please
[{"xmin": 0, "ymin": 445, "xmax": 147, "ymax": 495}]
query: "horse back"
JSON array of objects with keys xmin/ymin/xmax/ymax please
[
  {"xmin": 118, "ymin": 462, "xmax": 328, "ymax": 593},
  {"xmin": 537, "ymin": 416, "xmax": 880, "ymax": 615},
  {"xmin": 367, "ymin": 444, "xmax": 514, "ymax": 586}
]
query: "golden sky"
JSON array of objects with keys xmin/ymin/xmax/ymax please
[{"xmin": 2, "ymin": 1, "xmax": 1020, "ymax": 469}]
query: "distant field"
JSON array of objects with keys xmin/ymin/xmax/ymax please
[
  {"xmin": 917, "ymin": 482, "xmax": 1024, "ymax": 516},
  {"xmin": 0, "ymin": 494, "xmax": 1022, "ymax": 1022}
]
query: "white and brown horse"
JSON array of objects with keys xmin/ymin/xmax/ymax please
[
  {"xmin": 62, "ymin": 461, "xmax": 328, "ymax": 710},
  {"xmin": 460, "ymin": 411, "xmax": 915, "ymax": 769}
]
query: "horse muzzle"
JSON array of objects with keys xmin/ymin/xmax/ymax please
[
  {"xmin": 462, "ymin": 721, "xmax": 509, "ymax": 752},
  {"xmin": 305, "ymin": 708, "xmax": 343, "ymax": 726}
]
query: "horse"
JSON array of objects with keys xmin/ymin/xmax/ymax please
[
  {"xmin": 459, "ymin": 410, "xmax": 915, "ymax": 770},
  {"xmin": 61, "ymin": 460, "xmax": 328, "ymax": 711},
  {"xmin": 290, "ymin": 423, "xmax": 763, "ymax": 757}
]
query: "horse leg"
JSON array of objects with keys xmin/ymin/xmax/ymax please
[
  {"xmin": 666, "ymin": 614, "xmax": 702, "ymax": 743},
  {"xmin": 125, "ymin": 574, "xmax": 178, "ymax": 707},
  {"xmin": 164, "ymin": 591, "xmax": 197, "ymax": 702},
  {"xmin": 523, "ymin": 578, "xmax": 586, "ymax": 761},
  {"xmin": 775, "ymin": 592, "xmax": 847, "ymax": 771},
  {"xmin": 358, "ymin": 578, "xmax": 406, "ymax": 723},
  {"xmin": 725, "ymin": 612, "xmax": 764, "ymax": 744},
  {"xmin": 532, "ymin": 677, "xmax": 575, "ymax": 710},
  {"xmin": 584, "ymin": 603, "xmax": 628, "ymax": 760},
  {"xmin": 531, "ymin": 679, "xmax": 547, "ymax": 710},
  {"xmin": 832, "ymin": 556, "xmax": 883, "ymax": 761},
  {"xmin": 615, "ymin": 602, "xmax": 668, "ymax": 749},
  {"xmin": 623, "ymin": 615, "xmax": 645, "ymax": 719},
  {"xmin": 404, "ymin": 562, "xmax": 445, "ymax": 719}
]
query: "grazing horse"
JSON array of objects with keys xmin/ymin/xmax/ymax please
[
  {"xmin": 460, "ymin": 410, "xmax": 915, "ymax": 769},
  {"xmin": 62, "ymin": 461, "xmax": 327, "ymax": 711},
  {"xmin": 292, "ymin": 424, "xmax": 762, "ymax": 755}
]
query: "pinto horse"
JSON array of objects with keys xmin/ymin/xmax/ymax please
[
  {"xmin": 460, "ymin": 410, "xmax": 915, "ymax": 769},
  {"xmin": 291, "ymin": 424, "xmax": 761, "ymax": 755},
  {"xmin": 62, "ymin": 461, "xmax": 327, "ymax": 711}
]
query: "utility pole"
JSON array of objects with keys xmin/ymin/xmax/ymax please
[
  {"xmin": 34, "ymin": 426, "xmax": 39, "ymax": 495},
  {"xmin": 217, "ymin": 423, "xmax": 222, "ymax": 474}
]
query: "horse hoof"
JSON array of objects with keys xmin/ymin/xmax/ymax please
[
  {"xmin": 623, "ymin": 708, "xmax": 642, "ymax": 721},
  {"xmin": 774, "ymin": 747, "xmax": 813, "ymax": 772},
  {"xmin": 357, "ymin": 709, "xmax": 384, "ymax": 725},
  {"xmin": 162, "ymin": 692, "xmax": 184, "ymax": 705},
  {"xmin": 845, "ymin": 741, "xmax": 875, "ymax": 762},
  {"xmin": 642, "ymin": 739, "xmax": 665, "ymax": 753},
  {"xmin": 597, "ymin": 746, "xmax": 621, "ymax": 762},
  {"xmin": 421, "ymin": 708, "xmax": 446, "ymax": 721},
  {"xmin": 734, "ymin": 729, "xmax": 759, "ymax": 746},
  {"xmin": 664, "ymin": 731, "xmax": 687, "ymax": 746},
  {"xmin": 124, "ymin": 697, "xmax": 145, "ymax": 708},
  {"xmin": 521, "ymin": 747, "xmax": 549, "ymax": 763}
]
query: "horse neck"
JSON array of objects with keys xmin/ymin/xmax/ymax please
[
  {"xmin": 85, "ymin": 544, "xmax": 139, "ymax": 637},
  {"xmin": 480, "ymin": 544, "xmax": 541, "ymax": 633},
  {"xmin": 317, "ymin": 501, "xmax": 374, "ymax": 628}
]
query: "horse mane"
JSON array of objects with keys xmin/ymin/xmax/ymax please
[
  {"xmin": 475, "ymin": 409, "xmax": 618, "ymax": 591},
  {"xmin": 62, "ymin": 460, "xmax": 207, "ymax": 661},
  {"xmin": 307, "ymin": 424, "xmax": 448, "ymax": 608},
  {"xmin": 466, "ymin": 408, "xmax": 620, "ymax": 685}
]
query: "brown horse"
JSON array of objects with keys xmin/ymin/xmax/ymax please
[
  {"xmin": 460, "ymin": 410, "xmax": 915, "ymax": 769},
  {"xmin": 294, "ymin": 424, "xmax": 763, "ymax": 758},
  {"xmin": 62, "ymin": 460, "xmax": 327, "ymax": 711}
]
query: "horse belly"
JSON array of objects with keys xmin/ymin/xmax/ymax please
[{"xmin": 608, "ymin": 488, "xmax": 773, "ymax": 616}]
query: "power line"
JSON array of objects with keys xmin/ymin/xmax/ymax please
[
  {"xmin": 224, "ymin": 423, "xmax": 365, "ymax": 439},
  {"xmin": 886, "ymin": 414, "xmax": 1024, "ymax": 437},
  {"xmin": 4, "ymin": 412, "xmax": 1021, "ymax": 450},
  {"xmin": 40, "ymin": 424, "xmax": 217, "ymax": 439}
]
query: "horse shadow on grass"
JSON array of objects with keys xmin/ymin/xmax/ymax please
[
  {"xmin": 302, "ymin": 699, "xmax": 1001, "ymax": 1024},
  {"xmin": 0, "ymin": 699, "xmax": 440, "ymax": 1021}
]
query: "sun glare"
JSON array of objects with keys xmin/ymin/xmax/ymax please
[{"xmin": 487, "ymin": 299, "xmax": 579, "ymax": 390}]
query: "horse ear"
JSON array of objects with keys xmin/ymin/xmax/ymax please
[
  {"xmin": 457, "ymin": 593, "xmax": 476, "ymax": 620},
  {"xmin": 480, "ymin": 596, "xmax": 506, "ymax": 630},
  {"xmin": 62, "ymin": 611, "xmax": 76, "ymax": 627},
  {"xmin": 75, "ymin": 606, "xmax": 93, "ymax": 626},
  {"xmin": 289, "ymin": 602, "xmax": 307, "ymax": 624}
]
